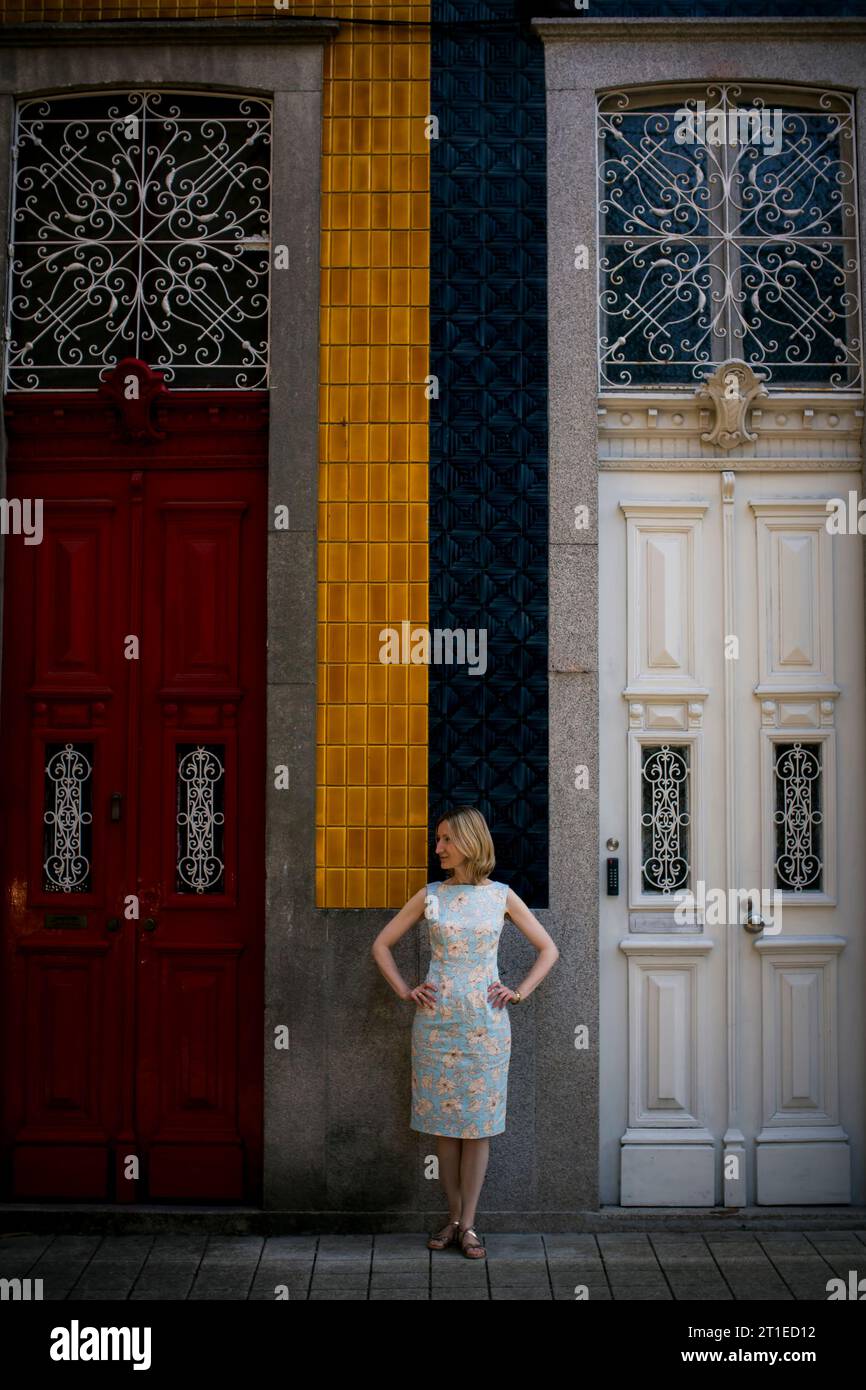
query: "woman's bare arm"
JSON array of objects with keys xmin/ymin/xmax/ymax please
[
  {"xmin": 504, "ymin": 887, "xmax": 560, "ymax": 1001},
  {"xmin": 371, "ymin": 885, "xmax": 430, "ymax": 1001}
]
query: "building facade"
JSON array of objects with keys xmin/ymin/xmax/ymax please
[{"xmin": 0, "ymin": 0, "xmax": 863, "ymax": 1222}]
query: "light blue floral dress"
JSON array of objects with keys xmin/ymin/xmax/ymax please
[{"xmin": 410, "ymin": 880, "xmax": 511, "ymax": 1139}]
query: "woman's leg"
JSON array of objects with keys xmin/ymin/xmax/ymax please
[
  {"xmin": 458, "ymin": 1137, "xmax": 490, "ymax": 1230},
  {"xmin": 436, "ymin": 1135, "xmax": 463, "ymax": 1222}
]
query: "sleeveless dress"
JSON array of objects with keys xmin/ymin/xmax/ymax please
[{"xmin": 410, "ymin": 880, "xmax": 511, "ymax": 1139}]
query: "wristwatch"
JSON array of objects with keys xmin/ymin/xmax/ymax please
[{"xmin": 509, "ymin": 991, "xmax": 522, "ymax": 1005}]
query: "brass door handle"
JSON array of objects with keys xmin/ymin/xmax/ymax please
[{"xmin": 143, "ymin": 918, "xmax": 157, "ymax": 932}]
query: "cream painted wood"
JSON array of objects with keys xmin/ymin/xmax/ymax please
[
  {"xmin": 620, "ymin": 501, "xmax": 709, "ymax": 697},
  {"xmin": 600, "ymin": 465, "xmax": 864, "ymax": 1206},
  {"xmin": 619, "ymin": 938, "xmax": 715, "ymax": 1206},
  {"xmin": 535, "ymin": 14, "xmax": 866, "ymax": 1215},
  {"xmin": 751, "ymin": 498, "xmax": 840, "ymax": 907},
  {"xmin": 750, "ymin": 500, "xmax": 838, "ymax": 696},
  {"xmin": 753, "ymin": 937, "xmax": 850, "ymax": 1203},
  {"xmin": 720, "ymin": 471, "xmax": 744, "ymax": 1203}
]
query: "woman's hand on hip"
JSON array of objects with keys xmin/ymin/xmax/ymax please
[
  {"xmin": 408, "ymin": 981, "xmax": 438, "ymax": 1010},
  {"xmin": 488, "ymin": 980, "xmax": 517, "ymax": 1009}
]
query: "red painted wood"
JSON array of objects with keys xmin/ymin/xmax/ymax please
[{"xmin": 0, "ymin": 378, "xmax": 266, "ymax": 1202}]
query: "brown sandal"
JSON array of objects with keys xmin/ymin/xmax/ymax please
[
  {"xmin": 458, "ymin": 1225, "xmax": 486, "ymax": 1259},
  {"xmin": 427, "ymin": 1219, "xmax": 460, "ymax": 1250}
]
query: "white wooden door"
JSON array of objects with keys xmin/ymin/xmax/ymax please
[{"xmin": 599, "ymin": 457, "xmax": 865, "ymax": 1206}]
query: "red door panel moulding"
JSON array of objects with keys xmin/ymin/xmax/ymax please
[
  {"xmin": 0, "ymin": 361, "xmax": 267, "ymax": 1203},
  {"xmin": 3, "ymin": 374, "xmax": 269, "ymax": 471}
]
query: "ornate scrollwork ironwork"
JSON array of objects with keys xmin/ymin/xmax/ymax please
[
  {"xmin": 7, "ymin": 90, "xmax": 271, "ymax": 390},
  {"xmin": 43, "ymin": 742, "xmax": 93, "ymax": 893},
  {"xmin": 640, "ymin": 743, "xmax": 690, "ymax": 894},
  {"xmin": 176, "ymin": 744, "xmax": 226, "ymax": 894},
  {"xmin": 598, "ymin": 85, "xmax": 862, "ymax": 390},
  {"xmin": 773, "ymin": 741, "xmax": 823, "ymax": 892}
]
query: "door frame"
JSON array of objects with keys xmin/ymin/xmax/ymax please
[
  {"xmin": 0, "ymin": 395, "xmax": 269, "ymax": 1200},
  {"xmin": 0, "ymin": 19, "xmax": 336, "ymax": 1206},
  {"xmin": 534, "ymin": 15, "xmax": 866, "ymax": 1206}
]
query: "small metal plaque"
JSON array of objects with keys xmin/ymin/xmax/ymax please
[
  {"xmin": 629, "ymin": 912, "xmax": 702, "ymax": 934},
  {"xmin": 45, "ymin": 912, "xmax": 87, "ymax": 930}
]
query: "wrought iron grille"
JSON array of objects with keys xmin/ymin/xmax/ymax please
[
  {"xmin": 43, "ymin": 742, "xmax": 93, "ymax": 893},
  {"xmin": 6, "ymin": 90, "xmax": 271, "ymax": 391},
  {"xmin": 640, "ymin": 743, "xmax": 691, "ymax": 894},
  {"xmin": 598, "ymin": 84, "xmax": 862, "ymax": 390},
  {"xmin": 176, "ymin": 744, "xmax": 226, "ymax": 894},
  {"xmin": 773, "ymin": 741, "xmax": 823, "ymax": 892}
]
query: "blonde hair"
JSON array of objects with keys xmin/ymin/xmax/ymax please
[{"xmin": 435, "ymin": 806, "xmax": 495, "ymax": 884}]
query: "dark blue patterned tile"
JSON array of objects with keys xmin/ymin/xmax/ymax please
[{"xmin": 430, "ymin": 2, "xmax": 549, "ymax": 905}]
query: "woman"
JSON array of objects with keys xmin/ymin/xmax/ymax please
[{"xmin": 371, "ymin": 806, "xmax": 559, "ymax": 1260}]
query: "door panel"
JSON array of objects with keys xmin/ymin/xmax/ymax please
[
  {"xmin": 1, "ymin": 477, "xmax": 130, "ymax": 1197},
  {"xmin": 600, "ymin": 468, "xmax": 865, "ymax": 1207},
  {"xmin": 137, "ymin": 477, "xmax": 264, "ymax": 1200},
  {"xmin": 0, "ymin": 396, "xmax": 266, "ymax": 1203}
]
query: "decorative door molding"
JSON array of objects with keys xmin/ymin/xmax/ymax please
[
  {"xmin": 619, "ymin": 937, "xmax": 715, "ymax": 1206},
  {"xmin": 754, "ymin": 935, "xmax": 850, "ymax": 1204}
]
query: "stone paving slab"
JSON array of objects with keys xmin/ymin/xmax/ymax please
[{"xmin": 0, "ymin": 1230, "xmax": 863, "ymax": 1300}]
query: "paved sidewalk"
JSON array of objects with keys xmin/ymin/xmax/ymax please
[{"xmin": 2, "ymin": 1229, "xmax": 865, "ymax": 1300}]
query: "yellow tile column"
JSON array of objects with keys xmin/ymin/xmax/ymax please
[{"xmin": 316, "ymin": 2, "xmax": 430, "ymax": 908}]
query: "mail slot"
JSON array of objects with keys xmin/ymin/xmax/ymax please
[{"xmin": 45, "ymin": 912, "xmax": 87, "ymax": 930}]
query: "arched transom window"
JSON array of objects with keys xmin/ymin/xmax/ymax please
[
  {"xmin": 5, "ymin": 89, "xmax": 272, "ymax": 391},
  {"xmin": 597, "ymin": 84, "xmax": 861, "ymax": 391}
]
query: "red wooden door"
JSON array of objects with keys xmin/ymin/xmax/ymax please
[{"xmin": 0, "ymin": 371, "xmax": 266, "ymax": 1202}]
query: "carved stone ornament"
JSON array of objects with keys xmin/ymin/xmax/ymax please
[
  {"xmin": 97, "ymin": 358, "xmax": 168, "ymax": 442},
  {"xmin": 696, "ymin": 359, "xmax": 769, "ymax": 450}
]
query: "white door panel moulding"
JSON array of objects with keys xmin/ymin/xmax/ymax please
[
  {"xmin": 619, "ymin": 500, "xmax": 709, "ymax": 696},
  {"xmin": 753, "ymin": 935, "xmax": 849, "ymax": 1204},
  {"xmin": 618, "ymin": 937, "xmax": 715, "ymax": 1206},
  {"xmin": 750, "ymin": 499, "xmax": 837, "ymax": 695}
]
